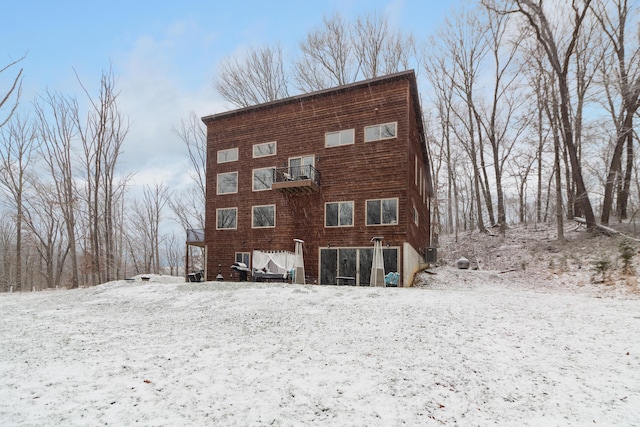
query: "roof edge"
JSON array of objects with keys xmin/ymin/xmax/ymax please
[{"xmin": 202, "ymin": 70, "xmax": 417, "ymax": 123}]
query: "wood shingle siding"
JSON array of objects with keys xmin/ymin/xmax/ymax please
[{"xmin": 202, "ymin": 70, "xmax": 432, "ymax": 285}]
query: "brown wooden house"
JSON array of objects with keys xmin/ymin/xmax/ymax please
[{"xmin": 201, "ymin": 70, "xmax": 433, "ymax": 286}]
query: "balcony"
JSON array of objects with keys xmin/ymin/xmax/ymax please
[
  {"xmin": 186, "ymin": 228, "xmax": 205, "ymax": 247},
  {"xmin": 272, "ymin": 165, "xmax": 321, "ymax": 193}
]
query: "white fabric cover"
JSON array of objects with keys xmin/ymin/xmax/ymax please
[{"xmin": 252, "ymin": 250, "xmax": 295, "ymax": 274}]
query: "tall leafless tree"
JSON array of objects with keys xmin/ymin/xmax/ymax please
[
  {"xmin": 353, "ymin": 11, "xmax": 416, "ymax": 79},
  {"xmin": 75, "ymin": 66, "xmax": 130, "ymax": 284},
  {"xmin": 475, "ymin": 6, "xmax": 527, "ymax": 236},
  {"xmin": 216, "ymin": 44, "xmax": 290, "ymax": 108},
  {"xmin": 22, "ymin": 179, "xmax": 69, "ymax": 289},
  {"xmin": 0, "ymin": 114, "xmax": 38, "ymax": 292},
  {"xmin": 294, "ymin": 14, "xmax": 360, "ymax": 92},
  {"xmin": 131, "ymin": 182, "xmax": 171, "ymax": 274},
  {"xmin": 424, "ymin": 41, "xmax": 463, "ymax": 240},
  {"xmin": 500, "ymin": 0, "xmax": 597, "ymax": 229},
  {"xmin": 434, "ymin": 9, "xmax": 491, "ymax": 232},
  {"xmin": 170, "ymin": 111, "xmax": 206, "ymax": 231},
  {"xmin": 34, "ymin": 91, "xmax": 81, "ymax": 288},
  {"xmin": 592, "ymin": 0, "xmax": 640, "ymax": 224},
  {"xmin": 0, "ymin": 217, "xmax": 16, "ymax": 291}
]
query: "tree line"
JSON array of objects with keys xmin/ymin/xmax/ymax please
[
  {"xmin": 2, "ymin": 0, "xmax": 639, "ymax": 290},
  {"xmin": 0, "ymin": 62, "xmax": 195, "ymax": 291},
  {"xmin": 427, "ymin": 0, "xmax": 640, "ymax": 242}
]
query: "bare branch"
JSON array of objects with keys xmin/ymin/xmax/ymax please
[
  {"xmin": 215, "ymin": 44, "xmax": 289, "ymax": 108},
  {"xmin": 0, "ymin": 55, "xmax": 26, "ymax": 128}
]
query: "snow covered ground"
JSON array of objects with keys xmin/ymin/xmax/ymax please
[{"xmin": 1, "ymin": 273, "xmax": 639, "ymax": 426}]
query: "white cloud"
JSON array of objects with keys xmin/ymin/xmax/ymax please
[{"xmin": 113, "ymin": 20, "xmax": 227, "ymax": 193}]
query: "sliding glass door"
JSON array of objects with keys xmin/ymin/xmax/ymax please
[{"xmin": 319, "ymin": 247, "xmax": 398, "ymax": 285}]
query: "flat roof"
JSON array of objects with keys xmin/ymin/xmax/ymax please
[{"xmin": 201, "ymin": 70, "xmax": 419, "ymax": 123}]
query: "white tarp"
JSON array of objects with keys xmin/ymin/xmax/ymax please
[{"xmin": 252, "ymin": 250, "xmax": 295, "ymax": 274}]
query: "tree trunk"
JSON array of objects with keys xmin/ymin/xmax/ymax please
[
  {"xmin": 601, "ymin": 112, "xmax": 633, "ymax": 224},
  {"xmin": 618, "ymin": 131, "xmax": 634, "ymax": 220},
  {"xmin": 554, "ymin": 124, "xmax": 565, "ymax": 241}
]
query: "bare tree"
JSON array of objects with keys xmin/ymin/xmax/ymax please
[
  {"xmin": 353, "ymin": 11, "xmax": 416, "ymax": 79},
  {"xmin": 294, "ymin": 14, "xmax": 361, "ymax": 92},
  {"xmin": 216, "ymin": 11, "xmax": 416, "ymax": 107},
  {"xmin": 434, "ymin": 8, "xmax": 491, "ymax": 232},
  {"xmin": 175, "ymin": 111, "xmax": 206, "ymax": 200},
  {"xmin": 475, "ymin": 6, "xmax": 527, "ymax": 236},
  {"xmin": 170, "ymin": 111, "xmax": 207, "ymax": 234},
  {"xmin": 216, "ymin": 44, "xmax": 289, "ymax": 108},
  {"xmin": 0, "ymin": 114, "xmax": 38, "ymax": 292},
  {"xmin": 0, "ymin": 216, "xmax": 16, "ymax": 291},
  {"xmin": 131, "ymin": 182, "xmax": 171, "ymax": 274},
  {"xmin": 0, "ymin": 56, "xmax": 25, "ymax": 129},
  {"xmin": 592, "ymin": 0, "xmax": 640, "ymax": 224},
  {"xmin": 34, "ymin": 91, "xmax": 81, "ymax": 288},
  {"xmin": 22, "ymin": 180, "xmax": 69, "ymax": 289},
  {"xmin": 508, "ymin": 149, "xmax": 536, "ymax": 224},
  {"xmin": 499, "ymin": 0, "xmax": 597, "ymax": 229},
  {"xmin": 543, "ymin": 72, "xmax": 567, "ymax": 241},
  {"xmin": 522, "ymin": 50, "xmax": 553, "ymax": 225},
  {"xmin": 163, "ymin": 232, "xmax": 183, "ymax": 276},
  {"xmin": 75, "ymin": 65, "xmax": 130, "ymax": 284},
  {"xmin": 424, "ymin": 42, "xmax": 463, "ymax": 239}
]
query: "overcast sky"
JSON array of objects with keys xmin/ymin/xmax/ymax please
[{"xmin": 3, "ymin": 0, "xmax": 454, "ymax": 192}]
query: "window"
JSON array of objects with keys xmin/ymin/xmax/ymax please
[
  {"xmin": 217, "ymin": 172, "xmax": 238, "ymax": 194},
  {"xmin": 217, "ymin": 148, "xmax": 238, "ymax": 163},
  {"xmin": 325, "ymin": 129, "xmax": 354, "ymax": 147},
  {"xmin": 325, "ymin": 201, "xmax": 354, "ymax": 227},
  {"xmin": 365, "ymin": 122, "xmax": 397, "ymax": 142},
  {"xmin": 252, "ymin": 205, "xmax": 276, "ymax": 228},
  {"xmin": 413, "ymin": 205, "xmax": 419, "ymax": 226},
  {"xmin": 253, "ymin": 141, "xmax": 277, "ymax": 158},
  {"xmin": 423, "ymin": 177, "xmax": 428, "ymax": 204},
  {"xmin": 366, "ymin": 198, "xmax": 398, "ymax": 225},
  {"xmin": 253, "ymin": 167, "xmax": 275, "ymax": 191},
  {"xmin": 235, "ymin": 252, "xmax": 250, "ymax": 267},
  {"xmin": 289, "ymin": 155, "xmax": 314, "ymax": 179},
  {"xmin": 319, "ymin": 247, "xmax": 399, "ymax": 286},
  {"xmin": 216, "ymin": 208, "xmax": 237, "ymax": 229}
]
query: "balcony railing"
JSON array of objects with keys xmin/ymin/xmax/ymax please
[{"xmin": 272, "ymin": 165, "xmax": 321, "ymax": 193}]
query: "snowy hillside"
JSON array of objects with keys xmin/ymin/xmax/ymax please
[{"xmin": 1, "ymin": 272, "xmax": 639, "ymax": 425}]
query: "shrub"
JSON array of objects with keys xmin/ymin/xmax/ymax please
[
  {"xmin": 592, "ymin": 256, "xmax": 612, "ymax": 284},
  {"xmin": 618, "ymin": 238, "xmax": 636, "ymax": 275}
]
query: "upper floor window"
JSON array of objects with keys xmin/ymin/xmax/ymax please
[
  {"xmin": 217, "ymin": 148, "xmax": 238, "ymax": 163},
  {"xmin": 325, "ymin": 129, "xmax": 354, "ymax": 147},
  {"xmin": 325, "ymin": 201, "xmax": 354, "ymax": 227},
  {"xmin": 253, "ymin": 167, "xmax": 275, "ymax": 191},
  {"xmin": 413, "ymin": 205, "xmax": 419, "ymax": 226},
  {"xmin": 216, "ymin": 207, "xmax": 237, "ymax": 229},
  {"xmin": 217, "ymin": 172, "xmax": 238, "ymax": 195},
  {"xmin": 365, "ymin": 122, "xmax": 397, "ymax": 142},
  {"xmin": 366, "ymin": 198, "xmax": 398, "ymax": 226},
  {"xmin": 252, "ymin": 205, "xmax": 276, "ymax": 228},
  {"xmin": 253, "ymin": 141, "xmax": 277, "ymax": 158}
]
